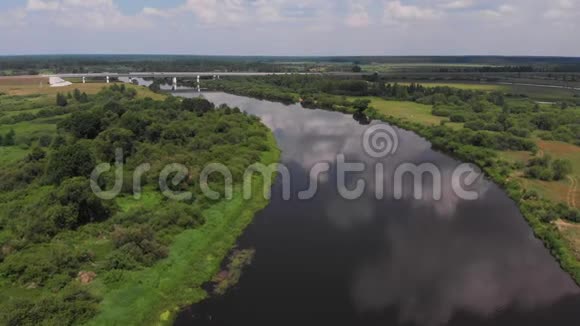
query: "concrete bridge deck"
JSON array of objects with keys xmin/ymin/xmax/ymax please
[{"xmin": 46, "ymin": 72, "xmax": 318, "ymax": 78}]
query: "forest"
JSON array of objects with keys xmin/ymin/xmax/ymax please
[
  {"xmin": 0, "ymin": 84, "xmax": 279, "ymax": 325},
  {"xmin": 3, "ymin": 55, "xmax": 580, "ymax": 76}
]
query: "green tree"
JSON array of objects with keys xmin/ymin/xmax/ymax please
[
  {"xmin": 552, "ymin": 159, "xmax": 573, "ymax": 180},
  {"xmin": 51, "ymin": 134, "xmax": 67, "ymax": 149},
  {"xmin": 79, "ymin": 92, "xmax": 89, "ymax": 103},
  {"xmin": 54, "ymin": 177, "xmax": 114, "ymax": 226},
  {"xmin": 352, "ymin": 99, "xmax": 371, "ymax": 113},
  {"xmin": 56, "ymin": 92, "xmax": 68, "ymax": 107},
  {"xmin": 95, "ymin": 128, "xmax": 135, "ymax": 162},
  {"xmin": 73, "ymin": 88, "xmax": 82, "ymax": 101},
  {"xmin": 26, "ymin": 147, "xmax": 46, "ymax": 162},
  {"xmin": 181, "ymin": 97, "xmax": 214, "ymax": 115},
  {"xmin": 59, "ymin": 111, "xmax": 103, "ymax": 139},
  {"xmin": 47, "ymin": 143, "xmax": 96, "ymax": 184}
]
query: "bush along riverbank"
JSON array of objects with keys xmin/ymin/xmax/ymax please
[{"xmin": 203, "ymin": 76, "xmax": 580, "ymax": 285}]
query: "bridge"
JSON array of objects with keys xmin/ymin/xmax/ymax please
[
  {"xmin": 47, "ymin": 71, "xmax": 580, "ymax": 92},
  {"xmin": 46, "ymin": 72, "xmax": 319, "ymax": 90}
]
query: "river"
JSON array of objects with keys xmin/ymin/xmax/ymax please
[{"xmin": 165, "ymin": 91, "xmax": 580, "ymax": 325}]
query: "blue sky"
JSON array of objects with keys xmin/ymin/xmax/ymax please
[{"xmin": 0, "ymin": 0, "xmax": 579, "ymax": 56}]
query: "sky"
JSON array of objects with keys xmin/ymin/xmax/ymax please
[{"xmin": 0, "ymin": 0, "xmax": 579, "ymax": 56}]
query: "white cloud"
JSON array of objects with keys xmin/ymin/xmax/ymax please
[
  {"xmin": 384, "ymin": 0, "xmax": 440, "ymax": 23},
  {"xmin": 141, "ymin": 0, "xmax": 325, "ymax": 26},
  {"xmin": 23, "ymin": 0, "xmax": 150, "ymax": 30},
  {"xmin": 1, "ymin": 0, "xmax": 580, "ymax": 56},
  {"xmin": 26, "ymin": 0, "xmax": 59, "ymax": 11},
  {"xmin": 0, "ymin": 9, "xmax": 27, "ymax": 26},
  {"xmin": 480, "ymin": 4, "xmax": 516, "ymax": 19},
  {"xmin": 544, "ymin": 0, "xmax": 579, "ymax": 20},
  {"xmin": 346, "ymin": 3, "xmax": 370, "ymax": 28},
  {"xmin": 142, "ymin": 7, "xmax": 173, "ymax": 18},
  {"xmin": 439, "ymin": 0, "xmax": 475, "ymax": 10}
]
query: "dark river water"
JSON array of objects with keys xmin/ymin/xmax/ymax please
[{"xmin": 168, "ymin": 91, "xmax": 580, "ymax": 326}]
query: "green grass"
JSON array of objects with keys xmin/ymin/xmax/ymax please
[
  {"xmin": 87, "ymin": 133, "xmax": 280, "ymax": 326},
  {"xmin": 500, "ymin": 140, "xmax": 580, "ymax": 206},
  {"xmin": 352, "ymin": 96, "xmax": 463, "ymax": 129},
  {"xmin": 398, "ymin": 82, "xmax": 507, "ymax": 92},
  {"xmin": 361, "ymin": 63, "xmax": 494, "ymax": 73},
  {"xmin": 0, "ymin": 115, "xmax": 65, "ymax": 145},
  {"xmin": 0, "ymin": 94, "xmax": 51, "ymax": 113},
  {"xmin": 116, "ymin": 190, "xmax": 166, "ymax": 213},
  {"xmin": 0, "ymin": 146, "xmax": 29, "ymax": 165},
  {"xmin": 0, "ymin": 78, "xmax": 165, "ymax": 100},
  {"xmin": 0, "ymin": 95, "xmax": 65, "ymax": 182},
  {"xmin": 557, "ymin": 220, "xmax": 580, "ymax": 260},
  {"xmin": 1, "ymin": 108, "xmax": 44, "ymax": 117},
  {"xmin": 506, "ymin": 84, "xmax": 580, "ymax": 102}
]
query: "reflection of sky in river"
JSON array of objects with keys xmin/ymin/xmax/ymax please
[{"xmin": 177, "ymin": 92, "xmax": 580, "ymax": 326}]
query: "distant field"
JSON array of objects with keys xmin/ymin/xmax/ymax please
[
  {"xmin": 362, "ymin": 63, "xmax": 495, "ymax": 73},
  {"xmin": 354, "ymin": 96, "xmax": 463, "ymax": 129},
  {"xmin": 506, "ymin": 84, "xmax": 580, "ymax": 101},
  {"xmin": 0, "ymin": 77, "xmax": 165, "ymax": 100},
  {"xmin": 398, "ymin": 82, "xmax": 508, "ymax": 92},
  {"xmin": 393, "ymin": 81, "xmax": 579, "ymax": 101}
]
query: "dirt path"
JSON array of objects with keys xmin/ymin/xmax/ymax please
[{"xmin": 568, "ymin": 176, "xmax": 578, "ymax": 208}]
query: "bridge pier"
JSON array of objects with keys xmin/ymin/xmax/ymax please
[
  {"xmin": 197, "ymin": 75, "xmax": 201, "ymax": 92},
  {"xmin": 172, "ymin": 77, "xmax": 177, "ymax": 91},
  {"xmin": 82, "ymin": 76, "xmax": 86, "ymax": 84},
  {"xmin": 106, "ymin": 76, "xmax": 110, "ymax": 84}
]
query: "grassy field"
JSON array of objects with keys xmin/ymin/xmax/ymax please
[
  {"xmin": 353, "ymin": 96, "xmax": 463, "ymax": 129},
  {"xmin": 0, "ymin": 147, "xmax": 29, "ymax": 165},
  {"xmin": 500, "ymin": 140, "xmax": 580, "ymax": 207},
  {"xmin": 361, "ymin": 63, "xmax": 494, "ymax": 73},
  {"xmin": 557, "ymin": 220, "xmax": 580, "ymax": 260},
  {"xmin": 397, "ymin": 82, "xmax": 508, "ymax": 92},
  {"xmin": 389, "ymin": 81, "xmax": 579, "ymax": 101},
  {"xmin": 0, "ymin": 77, "xmax": 165, "ymax": 100},
  {"xmin": 507, "ymin": 84, "xmax": 580, "ymax": 102}
]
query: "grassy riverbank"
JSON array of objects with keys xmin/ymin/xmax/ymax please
[{"xmin": 89, "ymin": 133, "xmax": 280, "ymax": 325}]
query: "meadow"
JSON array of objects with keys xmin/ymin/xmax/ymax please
[
  {"xmin": 397, "ymin": 82, "xmax": 508, "ymax": 92},
  {"xmin": 354, "ymin": 96, "xmax": 464, "ymax": 129},
  {"xmin": 0, "ymin": 77, "xmax": 166, "ymax": 100}
]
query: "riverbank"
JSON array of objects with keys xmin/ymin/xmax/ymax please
[{"xmin": 87, "ymin": 132, "xmax": 280, "ymax": 325}]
